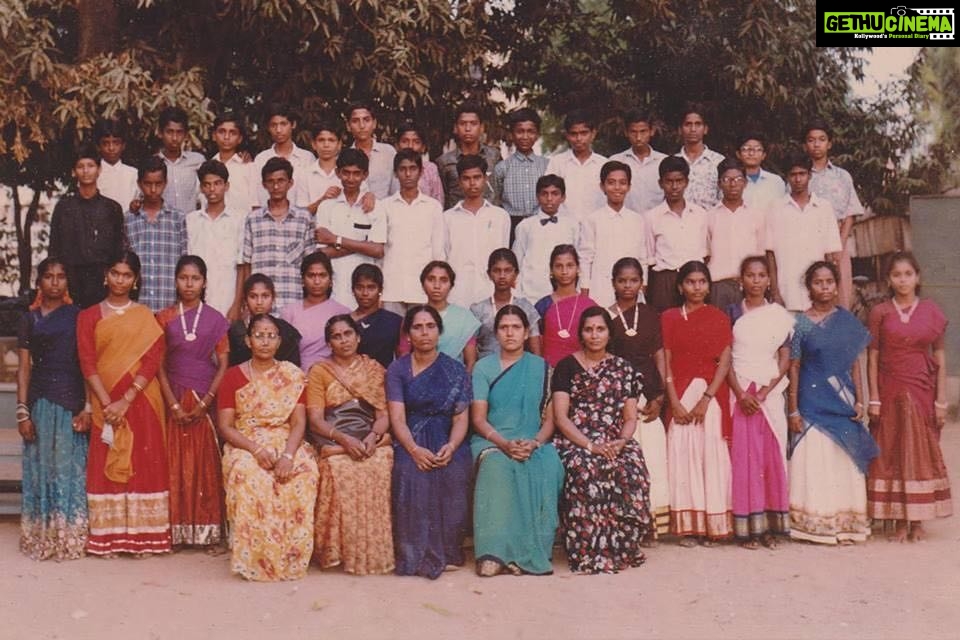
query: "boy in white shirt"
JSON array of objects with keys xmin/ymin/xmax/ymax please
[
  {"xmin": 513, "ymin": 174, "xmax": 579, "ymax": 304},
  {"xmin": 94, "ymin": 119, "xmax": 139, "ymax": 211},
  {"xmin": 609, "ymin": 110, "xmax": 667, "ymax": 214},
  {"xmin": 545, "ymin": 109, "xmax": 607, "ymax": 220},
  {"xmin": 209, "ymin": 113, "xmax": 257, "ymax": 214},
  {"xmin": 381, "ymin": 149, "xmax": 446, "ymax": 314},
  {"xmin": 253, "ymin": 103, "xmax": 316, "ymax": 207},
  {"xmin": 579, "ymin": 161, "xmax": 649, "ymax": 308},
  {"xmin": 314, "ymin": 148, "xmax": 386, "ymax": 306}
]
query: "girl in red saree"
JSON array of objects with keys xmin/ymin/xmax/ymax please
[{"xmin": 77, "ymin": 251, "xmax": 171, "ymax": 556}]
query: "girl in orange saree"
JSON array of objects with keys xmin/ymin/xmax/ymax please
[{"xmin": 77, "ymin": 251, "xmax": 171, "ymax": 556}]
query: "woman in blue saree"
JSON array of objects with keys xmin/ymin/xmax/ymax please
[
  {"xmin": 386, "ymin": 305, "xmax": 473, "ymax": 578},
  {"xmin": 470, "ymin": 305, "xmax": 563, "ymax": 577},
  {"xmin": 788, "ymin": 261, "xmax": 879, "ymax": 545}
]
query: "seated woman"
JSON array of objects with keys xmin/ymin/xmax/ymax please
[
  {"xmin": 420, "ymin": 261, "xmax": 480, "ymax": 372},
  {"xmin": 280, "ymin": 251, "xmax": 350, "ymax": 372},
  {"xmin": 228, "ymin": 273, "xmax": 301, "ymax": 367},
  {"xmin": 788, "ymin": 261, "xmax": 877, "ymax": 545},
  {"xmin": 308, "ymin": 314, "xmax": 394, "ymax": 576},
  {"xmin": 349, "ymin": 264, "xmax": 402, "ymax": 368},
  {"xmin": 469, "ymin": 248, "xmax": 542, "ymax": 359},
  {"xmin": 217, "ymin": 314, "xmax": 319, "ymax": 581},
  {"xmin": 386, "ymin": 305, "xmax": 473, "ymax": 579},
  {"xmin": 551, "ymin": 306, "xmax": 652, "ymax": 574},
  {"xmin": 471, "ymin": 305, "xmax": 563, "ymax": 576}
]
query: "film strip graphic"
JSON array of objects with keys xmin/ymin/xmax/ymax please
[{"xmin": 900, "ymin": 7, "xmax": 955, "ymax": 39}]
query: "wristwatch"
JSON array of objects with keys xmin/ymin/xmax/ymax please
[{"xmin": 334, "ymin": 236, "xmax": 343, "ymax": 251}]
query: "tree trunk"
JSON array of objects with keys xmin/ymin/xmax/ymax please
[
  {"xmin": 77, "ymin": 0, "xmax": 119, "ymax": 61},
  {"xmin": 13, "ymin": 188, "xmax": 40, "ymax": 295}
]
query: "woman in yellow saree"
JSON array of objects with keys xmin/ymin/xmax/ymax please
[{"xmin": 217, "ymin": 314, "xmax": 319, "ymax": 581}]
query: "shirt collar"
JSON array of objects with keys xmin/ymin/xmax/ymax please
[{"xmin": 213, "ymin": 152, "xmax": 245, "ymax": 165}]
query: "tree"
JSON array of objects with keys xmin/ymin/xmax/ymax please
[{"xmin": 907, "ymin": 47, "xmax": 960, "ymax": 194}]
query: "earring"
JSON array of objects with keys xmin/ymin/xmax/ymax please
[
  {"xmin": 133, "ymin": 282, "xmax": 139, "ymax": 291},
  {"xmin": 103, "ymin": 278, "xmax": 108, "ymax": 286}
]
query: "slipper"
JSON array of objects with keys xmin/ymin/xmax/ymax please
[{"xmin": 679, "ymin": 537, "xmax": 698, "ymax": 548}]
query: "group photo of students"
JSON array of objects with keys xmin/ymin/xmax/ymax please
[{"xmin": 14, "ymin": 98, "xmax": 952, "ymax": 582}]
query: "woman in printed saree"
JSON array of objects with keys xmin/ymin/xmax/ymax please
[
  {"xmin": 662, "ymin": 260, "xmax": 733, "ymax": 546},
  {"xmin": 605, "ymin": 257, "xmax": 669, "ymax": 543},
  {"xmin": 228, "ymin": 273, "xmax": 302, "ymax": 367},
  {"xmin": 551, "ymin": 306, "xmax": 652, "ymax": 574},
  {"xmin": 867, "ymin": 252, "xmax": 951, "ymax": 542},
  {"xmin": 469, "ymin": 248, "xmax": 542, "ymax": 359},
  {"xmin": 77, "ymin": 251, "xmax": 171, "ymax": 556},
  {"xmin": 470, "ymin": 305, "xmax": 563, "ymax": 577},
  {"xmin": 281, "ymin": 251, "xmax": 350, "ymax": 373},
  {"xmin": 308, "ymin": 314, "xmax": 395, "ymax": 575},
  {"xmin": 349, "ymin": 264, "xmax": 402, "ymax": 368},
  {"xmin": 156, "ymin": 255, "xmax": 229, "ymax": 548},
  {"xmin": 217, "ymin": 314, "xmax": 319, "ymax": 581},
  {"xmin": 386, "ymin": 305, "xmax": 473, "ymax": 579},
  {"xmin": 726, "ymin": 256, "xmax": 792, "ymax": 549},
  {"xmin": 788, "ymin": 261, "xmax": 878, "ymax": 545},
  {"xmin": 536, "ymin": 245, "xmax": 598, "ymax": 368},
  {"xmin": 420, "ymin": 260, "xmax": 480, "ymax": 371},
  {"xmin": 17, "ymin": 258, "xmax": 89, "ymax": 560}
]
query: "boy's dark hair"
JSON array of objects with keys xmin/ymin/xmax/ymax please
[
  {"xmin": 454, "ymin": 101, "xmax": 484, "ymax": 123},
  {"xmin": 601, "ymin": 160, "xmax": 632, "ymax": 184},
  {"xmin": 802, "ymin": 118, "xmax": 833, "ymax": 141},
  {"xmin": 261, "ymin": 156, "xmax": 294, "ymax": 180},
  {"xmin": 394, "ymin": 148, "xmax": 423, "ymax": 171},
  {"xmin": 396, "ymin": 120, "xmax": 426, "ymax": 140},
  {"xmin": 76, "ymin": 143, "xmax": 101, "ymax": 165},
  {"xmin": 678, "ymin": 102, "xmax": 709, "ymax": 127},
  {"xmin": 658, "ymin": 155, "xmax": 690, "ymax": 179},
  {"xmin": 736, "ymin": 131, "xmax": 767, "ymax": 151},
  {"xmin": 138, "ymin": 155, "xmax": 168, "ymax": 182},
  {"xmin": 309, "ymin": 120, "xmax": 343, "ymax": 139},
  {"xmin": 536, "ymin": 174, "xmax": 566, "ymax": 196},
  {"xmin": 563, "ymin": 109, "xmax": 595, "ymax": 131},
  {"xmin": 456, "ymin": 154, "xmax": 488, "ymax": 177},
  {"xmin": 93, "ymin": 119, "xmax": 127, "ymax": 144},
  {"xmin": 784, "ymin": 149, "xmax": 813, "ymax": 172},
  {"xmin": 336, "ymin": 148, "xmax": 370, "ymax": 172},
  {"xmin": 507, "ymin": 107, "xmax": 541, "ymax": 129},
  {"xmin": 348, "ymin": 100, "xmax": 377, "ymax": 120},
  {"xmin": 197, "ymin": 159, "xmax": 229, "ymax": 182},
  {"xmin": 158, "ymin": 106, "xmax": 189, "ymax": 130},
  {"xmin": 716, "ymin": 157, "xmax": 746, "ymax": 180},
  {"xmin": 265, "ymin": 103, "xmax": 298, "ymax": 124},
  {"xmin": 622, "ymin": 110, "xmax": 654, "ymax": 128},
  {"xmin": 213, "ymin": 113, "xmax": 246, "ymax": 139}
]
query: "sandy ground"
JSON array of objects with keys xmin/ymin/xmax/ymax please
[{"xmin": 2, "ymin": 425, "xmax": 959, "ymax": 640}]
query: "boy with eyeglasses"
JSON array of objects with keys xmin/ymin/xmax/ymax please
[{"xmin": 736, "ymin": 132, "xmax": 786, "ymax": 213}]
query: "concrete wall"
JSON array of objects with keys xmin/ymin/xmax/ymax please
[{"xmin": 909, "ymin": 196, "xmax": 960, "ymax": 382}]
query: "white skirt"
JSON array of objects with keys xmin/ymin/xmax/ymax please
[
  {"xmin": 789, "ymin": 425, "xmax": 870, "ymax": 544},
  {"xmin": 634, "ymin": 416, "xmax": 669, "ymax": 536}
]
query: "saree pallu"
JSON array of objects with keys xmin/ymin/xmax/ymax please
[
  {"xmin": 789, "ymin": 309, "xmax": 876, "ymax": 544},
  {"xmin": 79, "ymin": 304, "xmax": 171, "ymax": 556},
  {"xmin": 20, "ymin": 398, "xmax": 88, "ymax": 560},
  {"xmin": 471, "ymin": 353, "xmax": 563, "ymax": 575},
  {"xmin": 389, "ymin": 353, "xmax": 472, "ymax": 579},
  {"xmin": 437, "ymin": 304, "xmax": 480, "ymax": 363},
  {"xmin": 730, "ymin": 303, "xmax": 792, "ymax": 539},
  {"xmin": 867, "ymin": 300, "xmax": 952, "ymax": 521},
  {"xmin": 221, "ymin": 361, "xmax": 318, "ymax": 581},
  {"xmin": 309, "ymin": 356, "xmax": 394, "ymax": 575},
  {"xmin": 159, "ymin": 304, "xmax": 229, "ymax": 546}
]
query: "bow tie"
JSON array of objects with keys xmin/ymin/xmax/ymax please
[{"xmin": 540, "ymin": 215, "xmax": 558, "ymax": 226}]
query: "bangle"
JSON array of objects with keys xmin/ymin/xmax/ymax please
[
  {"xmin": 585, "ymin": 442, "xmax": 594, "ymax": 454},
  {"xmin": 854, "ymin": 401, "xmax": 863, "ymax": 407},
  {"xmin": 16, "ymin": 402, "xmax": 29, "ymax": 411},
  {"xmin": 788, "ymin": 411, "xmax": 800, "ymax": 418},
  {"xmin": 703, "ymin": 391, "xmax": 714, "ymax": 399},
  {"xmin": 171, "ymin": 403, "xmax": 182, "ymax": 411},
  {"xmin": 83, "ymin": 402, "xmax": 92, "ymax": 413},
  {"xmin": 281, "ymin": 452, "xmax": 294, "ymax": 461},
  {"xmin": 935, "ymin": 401, "xmax": 948, "ymax": 410},
  {"xmin": 198, "ymin": 400, "xmax": 208, "ymax": 410},
  {"xmin": 665, "ymin": 376, "xmax": 674, "ymax": 383},
  {"xmin": 374, "ymin": 432, "xmax": 384, "ymax": 443},
  {"xmin": 131, "ymin": 382, "xmax": 144, "ymax": 394},
  {"xmin": 252, "ymin": 446, "xmax": 264, "ymax": 457},
  {"xmin": 17, "ymin": 415, "xmax": 31, "ymax": 423},
  {"xmin": 868, "ymin": 401, "xmax": 881, "ymax": 407}
]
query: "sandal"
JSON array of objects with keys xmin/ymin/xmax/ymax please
[
  {"xmin": 700, "ymin": 538, "xmax": 718, "ymax": 548},
  {"xmin": 679, "ymin": 537, "xmax": 698, "ymax": 548},
  {"xmin": 739, "ymin": 539, "xmax": 760, "ymax": 550},
  {"xmin": 475, "ymin": 558, "xmax": 502, "ymax": 577},
  {"xmin": 759, "ymin": 534, "xmax": 779, "ymax": 550}
]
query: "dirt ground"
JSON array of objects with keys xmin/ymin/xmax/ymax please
[{"xmin": 2, "ymin": 425, "xmax": 959, "ymax": 640}]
